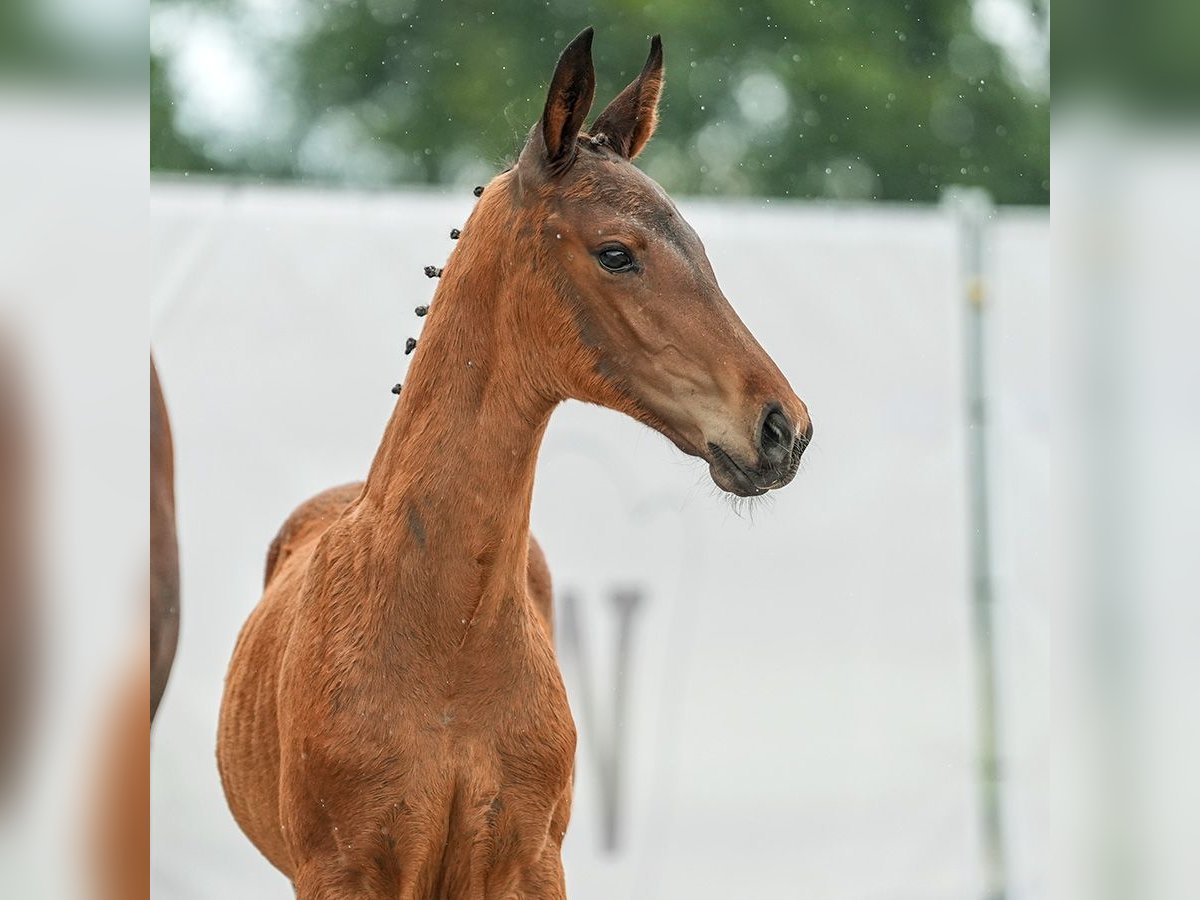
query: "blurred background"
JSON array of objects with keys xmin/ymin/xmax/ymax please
[
  {"xmin": 149, "ymin": 0, "xmax": 1049, "ymax": 202},
  {"xmin": 147, "ymin": 3, "xmax": 1050, "ymax": 900}
]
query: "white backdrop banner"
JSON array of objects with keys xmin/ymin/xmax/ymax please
[{"xmin": 149, "ymin": 182, "xmax": 1048, "ymax": 900}]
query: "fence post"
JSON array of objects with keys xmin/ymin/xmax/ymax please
[
  {"xmin": 944, "ymin": 186, "xmax": 1008, "ymax": 900},
  {"xmin": 558, "ymin": 585, "xmax": 645, "ymax": 854}
]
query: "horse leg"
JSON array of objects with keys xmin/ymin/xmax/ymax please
[{"xmin": 292, "ymin": 861, "xmax": 379, "ymax": 900}]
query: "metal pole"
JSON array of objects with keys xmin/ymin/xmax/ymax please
[
  {"xmin": 944, "ymin": 186, "xmax": 1008, "ymax": 900},
  {"xmin": 557, "ymin": 586, "xmax": 644, "ymax": 855},
  {"xmin": 605, "ymin": 587, "xmax": 643, "ymax": 853}
]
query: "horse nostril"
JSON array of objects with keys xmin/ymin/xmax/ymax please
[{"xmin": 758, "ymin": 406, "xmax": 795, "ymax": 467}]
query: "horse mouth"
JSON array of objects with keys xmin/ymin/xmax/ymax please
[
  {"xmin": 706, "ymin": 444, "xmax": 770, "ymax": 497},
  {"xmin": 637, "ymin": 403, "xmax": 801, "ymax": 497},
  {"xmin": 706, "ymin": 441, "xmax": 802, "ymax": 497}
]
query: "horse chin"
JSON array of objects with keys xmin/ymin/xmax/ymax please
[
  {"xmin": 706, "ymin": 446, "xmax": 769, "ymax": 498},
  {"xmin": 633, "ymin": 403, "xmax": 767, "ymax": 499},
  {"xmin": 635, "ymin": 406, "xmax": 707, "ymax": 462}
]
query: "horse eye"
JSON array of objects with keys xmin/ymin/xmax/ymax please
[{"xmin": 597, "ymin": 247, "xmax": 635, "ymax": 272}]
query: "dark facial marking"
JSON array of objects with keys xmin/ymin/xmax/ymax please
[
  {"xmin": 558, "ymin": 283, "xmax": 634, "ymax": 390},
  {"xmin": 406, "ymin": 503, "xmax": 427, "ymax": 548}
]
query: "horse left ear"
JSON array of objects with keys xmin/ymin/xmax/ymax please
[
  {"xmin": 537, "ymin": 27, "xmax": 597, "ymax": 174},
  {"xmin": 590, "ymin": 35, "xmax": 664, "ymax": 160}
]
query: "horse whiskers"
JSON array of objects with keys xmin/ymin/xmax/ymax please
[{"xmin": 724, "ymin": 491, "xmax": 771, "ymax": 521}]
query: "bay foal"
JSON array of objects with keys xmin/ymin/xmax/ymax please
[{"xmin": 218, "ymin": 29, "xmax": 811, "ymax": 899}]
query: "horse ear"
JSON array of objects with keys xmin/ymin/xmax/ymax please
[
  {"xmin": 538, "ymin": 27, "xmax": 596, "ymax": 173},
  {"xmin": 590, "ymin": 35, "xmax": 663, "ymax": 160}
]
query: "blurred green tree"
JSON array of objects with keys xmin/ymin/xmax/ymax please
[{"xmin": 150, "ymin": 0, "xmax": 1048, "ymax": 204}]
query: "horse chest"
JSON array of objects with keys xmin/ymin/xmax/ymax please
[
  {"xmin": 284, "ymin": 707, "xmax": 574, "ymax": 897},
  {"xmin": 280, "ymin": 633, "xmax": 576, "ymax": 893},
  {"xmin": 314, "ymin": 662, "xmax": 576, "ymax": 801}
]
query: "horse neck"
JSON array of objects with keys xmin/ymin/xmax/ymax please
[{"xmin": 359, "ymin": 201, "xmax": 558, "ymax": 631}]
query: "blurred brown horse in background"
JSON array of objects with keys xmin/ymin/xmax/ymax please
[
  {"xmin": 218, "ymin": 28, "xmax": 810, "ymax": 899},
  {"xmin": 91, "ymin": 356, "xmax": 180, "ymax": 900},
  {"xmin": 151, "ymin": 355, "xmax": 180, "ymax": 722}
]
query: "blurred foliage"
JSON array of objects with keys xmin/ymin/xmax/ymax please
[
  {"xmin": 1056, "ymin": 0, "xmax": 1199, "ymax": 110},
  {"xmin": 150, "ymin": 0, "xmax": 1048, "ymax": 204},
  {"xmin": 1, "ymin": 0, "xmax": 142, "ymax": 83}
]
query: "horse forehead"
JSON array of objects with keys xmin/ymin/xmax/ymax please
[
  {"xmin": 563, "ymin": 159, "xmax": 671, "ymax": 210},
  {"xmin": 561, "ymin": 164, "xmax": 700, "ymax": 251}
]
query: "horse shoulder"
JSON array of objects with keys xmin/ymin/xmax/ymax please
[{"xmin": 264, "ymin": 482, "xmax": 366, "ymax": 588}]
